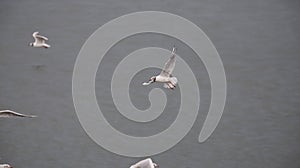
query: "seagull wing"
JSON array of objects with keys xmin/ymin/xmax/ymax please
[
  {"xmin": 33, "ymin": 32, "xmax": 48, "ymax": 41},
  {"xmin": 0, "ymin": 110, "xmax": 37, "ymax": 118},
  {"xmin": 130, "ymin": 158, "xmax": 155, "ymax": 168},
  {"xmin": 32, "ymin": 31, "xmax": 39, "ymax": 36},
  {"xmin": 33, "ymin": 36, "xmax": 44, "ymax": 45},
  {"xmin": 35, "ymin": 34, "xmax": 48, "ymax": 41},
  {"xmin": 160, "ymin": 51, "xmax": 176, "ymax": 77}
]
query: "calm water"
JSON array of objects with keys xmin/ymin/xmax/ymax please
[{"xmin": 0, "ymin": 0, "xmax": 299, "ymax": 167}]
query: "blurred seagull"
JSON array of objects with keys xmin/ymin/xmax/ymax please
[
  {"xmin": 0, "ymin": 110, "xmax": 37, "ymax": 118},
  {"xmin": 0, "ymin": 164, "xmax": 13, "ymax": 168},
  {"xmin": 130, "ymin": 158, "xmax": 159, "ymax": 168},
  {"xmin": 143, "ymin": 46, "xmax": 178, "ymax": 89},
  {"xmin": 29, "ymin": 31, "xmax": 50, "ymax": 48}
]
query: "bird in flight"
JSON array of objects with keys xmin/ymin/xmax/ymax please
[
  {"xmin": 0, "ymin": 164, "xmax": 13, "ymax": 168},
  {"xmin": 29, "ymin": 31, "xmax": 50, "ymax": 48},
  {"xmin": 143, "ymin": 46, "xmax": 178, "ymax": 89},
  {"xmin": 0, "ymin": 110, "xmax": 37, "ymax": 118},
  {"xmin": 129, "ymin": 158, "xmax": 159, "ymax": 168}
]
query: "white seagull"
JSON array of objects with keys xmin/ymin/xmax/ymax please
[
  {"xmin": 143, "ymin": 46, "xmax": 178, "ymax": 89},
  {"xmin": 29, "ymin": 31, "xmax": 50, "ymax": 48},
  {"xmin": 130, "ymin": 158, "xmax": 159, "ymax": 168},
  {"xmin": 0, "ymin": 164, "xmax": 13, "ymax": 168},
  {"xmin": 0, "ymin": 110, "xmax": 37, "ymax": 118}
]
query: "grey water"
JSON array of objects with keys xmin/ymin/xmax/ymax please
[{"xmin": 0, "ymin": 0, "xmax": 299, "ymax": 168}]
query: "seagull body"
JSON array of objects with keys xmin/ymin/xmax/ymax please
[
  {"xmin": 0, "ymin": 164, "xmax": 13, "ymax": 168},
  {"xmin": 130, "ymin": 158, "xmax": 158, "ymax": 168},
  {"xmin": 0, "ymin": 110, "xmax": 36, "ymax": 118},
  {"xmin": 143, "ymin": 46, "xmax": 178, "ymax": 89},
  {"xmin": 29, "ymin": 31, "xmax": 50, "ymax": 48}
]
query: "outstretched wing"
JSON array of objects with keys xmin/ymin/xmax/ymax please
[
  {"xmin": 35, "ymin": 34, "xmax": 48, "ymax": 41},
  {"xmin": 0, "ymin": 110, "xmax": 37, "ymax": 118},
  {"xmin": 32, "ymin": 31, "xmax": 39, "ymax": 36},
  {"xmin": 33, "ymin": 32, "xmax": 48, "ymax": 41},
  {"xmin": 160, "ymin": 47, "xmax": 176, "ymax": 77}
]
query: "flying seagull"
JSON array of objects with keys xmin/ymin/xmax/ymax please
[
  {"xmin": 29, "ymin": 31, "xmax": 50, "ymax": 48},
  {"xmin": 130, "ymin": 158, "xmax": 159, "ymax": 168},
  {"xmin": 143, "ymin": 46, "xmax": 178, "ymax": 89},
  {"xmin": 0, "ymin": 110, "xmax": 37, "ymax": 118},
  {"xmin": 0, "ymin": 164, "xmax": 13, "ymax": 168}
]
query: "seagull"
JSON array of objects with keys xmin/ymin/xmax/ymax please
[
  {"xmin": 130, "ymin": 158, "xmax": 159, "ymax": 168},
  {"xmin": 29, "ymin": 31, "xmax": 50, "ymax": 48},
  {"xmin": 0, "ymin": 164, "xmax": 13, "ymax": 168},
  {"xmin": 0, "ymin": 110, "xmax": 37, "ymax": 118},
  {"xmin": 143, "ymin": 46, "xmax": 178, "ymax": 89}
]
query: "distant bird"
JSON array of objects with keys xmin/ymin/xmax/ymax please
[
  {"xmin": 0, "ymin": 110, "xmax": 36, "ymax": 118},
  {"xmin": 143, "ymin": 46, "xmax": 178, "ymax": 89},
  {"xmin": 29, "ymin": 31, "xmax": 50, "ymax": 48},
  {"xmin": 130, "ymin": 158, "xmax": 159, "ymax": 168},
  {"xmin": 0, "ymin": 164, "xmax": 13, "ymax": 168}
]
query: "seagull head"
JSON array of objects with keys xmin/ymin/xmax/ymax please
[
  {"xmin": 29, "ymin": 42, "xmax": 34, "ymax": 47},
  {"xmin": 153, "ymin": 163, "xmax": 159, "ymax": 168},
  {"xmin": 172, "ymin": 46, "xmax": 177, "ymax": 54},
  {"xmin": 150, "ymin": 76, "xmax": 156, "ymax": 83}
]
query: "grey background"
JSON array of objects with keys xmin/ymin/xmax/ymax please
[{"xmin": 0, "ymin": 0, "xmax": 299, "ymax": 168}]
